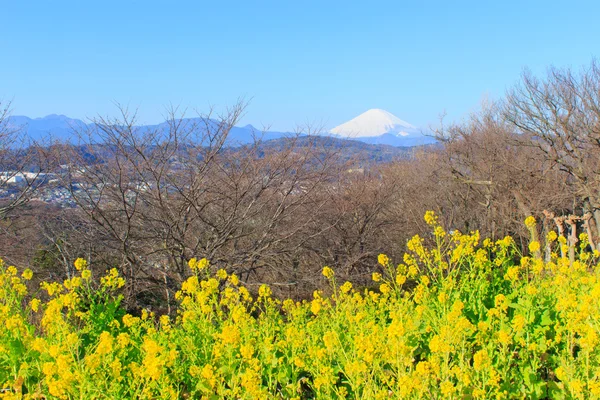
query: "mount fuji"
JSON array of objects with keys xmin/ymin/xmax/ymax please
[{"xmin": 330, "ymin": 109, "xmax": 436, "ymax": 147}]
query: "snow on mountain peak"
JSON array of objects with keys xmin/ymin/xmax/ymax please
[{"xmin": 330, "ymin": 109, "xmax": 417, "ymax": 138}]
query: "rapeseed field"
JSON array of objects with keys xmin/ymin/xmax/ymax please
[{"xmin": 1, "ymin": 213, "xmax": 599, "ymax": 399}]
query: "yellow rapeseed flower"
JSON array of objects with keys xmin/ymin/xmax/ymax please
[
  {"xmin": 340, "ymin": 281, "xmax": 352, "ymax": 294},
  {"xmin": 201, "ymin": 364, "xmax": 217, "ymax": 387},
  {"xmin": 217, "ymin": 324, "xmax": 240, "ymax": 345},
  {"xmin": 473, "ymin": 349, "xmax": 489, "ymax": 371},
  {"xmin": 437, "ymin": 292, "xmax": 448, "ymax": 303},
  {"xmin": 100, "ymin": 268, "xmax": 125, "ymax": 289},
  {"xmin": 378, "ymin": 253, "xmax": 390, "ymax": 266},
  {"xmin": 311, "ymin": 299, "xmax": 322, "ymax": 315},
  {"xmin": 74, "ymin": 258, "xmax": 87, "ymax": 271},
  {"xmin": 529, "ymin": 241, "xmax": 541, "ymax": 253},
  {"xmin": 440, "ymin": 381, "xmax": 456, "ymax": 396},
  {"xmin": 504, "ymin": 266, "xmax": 519, "ymax": 282},
  {"xmin": 322, "ymin": 266, "xmax": 334, "ymax": 279},
  {"xmin": 323, "ymin": 330, "xmax": 338, "ymax": 351},
  {"xmin": 122, "ymin": 314, "xmax": 138, "ymax": 327},
  {"xmin": 96, "ymin": 331, "xmax": 114, "ymax": 355},
  {"xmin": 380, "ymin": 283, "xmax": 391, "ymax": 294},
  {"xmin": 396, "ymin": 274, "xmax": 407, "ymax": 286},
  {"xmin": 524, "ymin": 216, "xmax": 536, "ymax": 229},
  {"xmin": 188, "ymin": 257, "xmax": 209, "ymax": 271},
  {"xmin": 497, "ymin": 330, "xmax": 512, "ymax": 346},
  {"xmin": 258, "ymin": 284, "xmax": 272, "ymax": 298},
  {"xmin": 216, "ymin": 268, "xmax": 227, "ymax": 279},
  {"xmin": 30, "ymin": 298, "xmax": 41, "ymax": 312},
  {"xmin": 424, "ymin": 210, "xmax": 438, "ymax": 225}
]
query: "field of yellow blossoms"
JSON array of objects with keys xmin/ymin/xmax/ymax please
[{"xmin": 1, "ymin": 212, "xmax": 600, "ymax": 399}]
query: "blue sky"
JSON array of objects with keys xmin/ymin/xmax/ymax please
[{"xmin": 1, "ymin": 0, "xmax": 598, "ymax": 131}]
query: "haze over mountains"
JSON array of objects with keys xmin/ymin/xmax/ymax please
[{"xmin": 7, "ymin": 109, "xmax": 436, "ymax": 148}]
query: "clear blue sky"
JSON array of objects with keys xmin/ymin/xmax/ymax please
[{"xmin": 1, "ymin": 0, "xmax": 599, "ymax": 131}]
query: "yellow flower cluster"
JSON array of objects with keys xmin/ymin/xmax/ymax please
[
  {"xmin": 100, "ymin": 268, "xmax": 125, "ymax": 289},
  {"xmin": 1, "ymin": 213, "xmax": 599, "ymax": 399}
]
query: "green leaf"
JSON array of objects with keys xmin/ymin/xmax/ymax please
[{"xmin": 540, "ymin": 310, "xmax": 553, "ymax": 326}]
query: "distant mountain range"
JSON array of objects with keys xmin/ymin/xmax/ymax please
[
  {"xmin": 7, "ymin": 109, "xmax": 436, "ymax": 148},
  {"xmin": 5, "ymin": 114, "xmax": 290, "ymax": 146}
]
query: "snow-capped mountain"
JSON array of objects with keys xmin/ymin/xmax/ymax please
[{"xmin": 330, "ymin": 109, "xmax": 436, "ymax": 147}]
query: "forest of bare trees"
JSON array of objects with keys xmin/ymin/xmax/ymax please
[{"xmin": 2, "ymin": 60, "xmax": 600, "ymax": 312}]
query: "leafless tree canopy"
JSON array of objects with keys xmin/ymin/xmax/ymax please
[
  {"xmin": 0, "ymin": 101, "xmax": 49, "ymax": 218},
  {"xmin": 3, "ymin": 60, "xmax": 600, "ymax": 308},
  {"xmin": 50, "ymin": 103, "xmax": 352, "ymax": 305},
  {"xmin": 434, "ymin": 103, "xmax": 571, "ymax": 243},
  {"xmin": 504, "ymin": 61, "xmax": 600, "ymax": 235}
]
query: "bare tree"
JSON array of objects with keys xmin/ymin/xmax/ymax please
[
  {"xmin": 61, "ymin": 102, "xmax": 343, "ymax": 307},
  {"xmin": 504, "ymin": 61, "xmax": 600, "ymax": 239},
  {"xmin": 0, "ymin": 101, "xmax": 49, "ymax": 218},
  {"xmin": 434, "ymin": 103, "xmax": 571, "ymax": 243}
]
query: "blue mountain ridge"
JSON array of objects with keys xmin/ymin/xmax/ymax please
[{"xmin": 6, "ymin": 115, "xmax": 435, "ymax": 147}]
